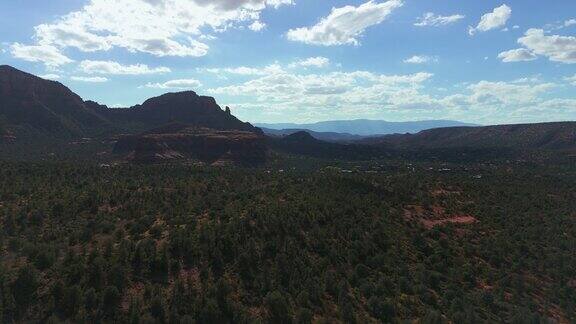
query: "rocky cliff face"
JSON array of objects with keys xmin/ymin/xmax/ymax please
[
  {"xmin": 0, "ymin": 66, "xmax": 262, "ymax": 139},
  {"xmin": 114, "ymin": 125, "xmax": 267, "ymax": 166},
  {"xmin": 0, "ymin": 65, "xmax": 110, "ymax": 137},
  {"xmin": 102, "ymin": 91, "xmax": 262, "ymax": 134}
]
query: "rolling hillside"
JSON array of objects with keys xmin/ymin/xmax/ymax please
[{"xmin": 367, "ymin": 122, "xmax": 576, "ymax": 151}]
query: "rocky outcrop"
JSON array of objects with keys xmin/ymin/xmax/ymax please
[
  {"xmin": 0, "ymin": 65, "xmax": 261, "ymax": 139},
  {"xmin": 114, "ymin": 125, "xmax": 267, "ymax": 166},
  {"xmin": 102, "ymin": 91, "xmax": 262, "ymax": 134},
  {"xmin": 0, "ymin": 65, "xmax": 111, "ymax": 137}
]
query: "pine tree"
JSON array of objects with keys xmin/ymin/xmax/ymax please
[{"xmin": 12, "ymin": 265, "xmax": 38, "ymax": 312}]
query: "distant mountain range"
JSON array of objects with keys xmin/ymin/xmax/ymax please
[
  {"xmin": 1, "ymin": 65, "xmax": 575, "ymax": 164},
  {"xmin": 259, "ymin": 127, "xmax": 365, "ymax": 142},
  {"xmin": 256, "ymin": 119, "xmax": 478, "ymax": 137}
]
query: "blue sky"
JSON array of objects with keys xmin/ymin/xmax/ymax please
[{"xmin": 1, "ymin": 0, "xmax": 576, "ymax": 124}]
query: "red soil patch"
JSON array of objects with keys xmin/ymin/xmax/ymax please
[
  {"xmin": 247, "ymin": 307, "xmax": 266, "ymax": 320},
  {"xmin": 403, "ymin": 205, "xmax": 478, "ymax": 229},
  {"xmin": 179, "ymin": 267, "xmax": 201, "ymax": 290},
  {"xmin": 431, "ymin": 188, "xmax": 462, "ymax": 197},
  {"xmin": 403, "ymin": 205, "xmax": 425, "ymax": 220},
  {"xmin": 421, "ymin": 215, "xmax": 478, "ymax": 229},
  {"xmin": 121, "ymin": 282, "xmax": 145, "ymax": 311},
  {"xmin": 98, "ymin": 204, "xmax": 120, "ymax": 213},
  {"xmin": 478, "ymin": 281, "xmax": 494, "ymax": 291},
  {"xmin": 431, "ymin": 205, "xmax": 446, "ymax": 215}
]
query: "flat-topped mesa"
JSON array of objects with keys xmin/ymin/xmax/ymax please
[
  {"xmin": 117, "ymin": 91, "xmax": 261, "ymax": 134},
  {"xmin": 114, "ymin": 124, "xmax": 267, "ymax": 166},
  {"xmin": 138, "ymin": 91, "xmax": 209, "ymax": 109}
]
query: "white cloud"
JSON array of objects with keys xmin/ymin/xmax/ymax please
[
  {"xmin": 414, "ymin": 12, "xmax": 465, "ymax": 27},
  {"xmin": 467, "ymin": 80, "xmax": 554, "ymax": 105},
  {"xmin": 17, "ymin": 0, "xmax": 292, "ymax": 59},
  {"xmin": 39, "ymin": 74, "xmax": 61, "ymax": 80},
  {"xmin": 10, "ymin": 43, "xmax": 73, "ymax": 67},
  {"xmin": 404, "ymin": 55, "xmax": 438, "ymax": 64},
  {"xmin": 266, "ymin": 0, "xmax": 293, "ymax": 8},
  {"xmin": 249, "ymin": 21, "xmax": 266, "ymax": 31},
  {"xmin": 518, "ymin": 29, "xmax": 576, "ymax": 63},
  {"xmin": 498, "ymin": 48, "xmax": 537, "ymax": 62},
  {"xmin": 79, "ymin": 60, "xmax": 171, "ymax": 75},
  {"xmin": 210, "ymin": 69, "xmax": 439, "ymax": 122},
  {"xmin": 511, "ymin": 76, "xmax": 541, "ymax": 84},
  {"xmin": 203, "ymin": 64, "xmax": 283, "ymax": 76},
  {"xmin": 544, "ymin": 19, "xmax": 576, "ymax": 32},
  {"xmin": 191, "ymin": 0, "xmax": 292, "ymax": 10},
  {"xmin": 286, "ymin": 0, "xmax": 403, "ymax": 46},
  {"xmin": 126, "ymin": 38, "xmax": 210, "ymax": 57},
  {"xmin": 565, "ymin": 74, "xmax": 576, "ymax": 85},
  {"xmin": 143, "ymin": 79, "xmax": 202, "ymax": 89},
  {"xmin": 469, "ymin": 4, "xmax": 512, "ymax": 36},
  {"xmin": 290, "ymin": 57, "xmax": 330, "ymax": 68},
  {"xmin": 35, "ymin": 23, "xmax": 112, "ymax": 52},
  {"xmin": 203, "ymin": 59, "xmax": 568, "ymax": 124},
  {"xmin": 208, "ymin": 68, "xmax": 433, "ymax": 101},
  {"xmin": 71, "ymin": 76, "xmax": 108, "ymax": 82}
]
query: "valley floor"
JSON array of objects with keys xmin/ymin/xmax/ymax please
[{"xmin": 0, "ymin": 159, "xmax": 575, "ymax": 323}]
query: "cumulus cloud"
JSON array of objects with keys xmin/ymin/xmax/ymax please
[
  {"xmin": 203, "ymin": 58, "xmax": 331, "ymax": 76},
  {"xmin": 10, "ymin": 43, "xmax": 73, "ymax": 67},
  {"xmin": 203, "ymin": 64, "xmax": 283, "ymax": 76},
  {"xmin": 71, "ymin": 76, "xmax": 108, "ymax": 82},
  {"xmin": 286, "ymin": 0, "xmax": 403, "ymax": 46},
  {"xmin": 143, "ymin": 79, "xmax": 202, "ymax": 89},
  {"xmin": 517, "ymin": 29, "xmax": 576, "ymax": 63},
  {"xmin": 192, "ymin": 0, "xmax": 292, "ymax": 11},
  {"xmin": 566, "ymin": 19, "xmax": 576, "ymax": 27},
  {"xmin": 79, "ymin": 60, "xmax": 171, "ymax": 75},
  {"xmin": 469, "ymin": 4, "xmax": 511, "ymax": 36},
  {"xmin": 414, "ymin": 12, "xmax": 465, "ymax": 27},
  {"xmin": 404, "ymin": 55, "xmax": 438, "ymax": 64},
  {"xmin": 12, "ymin": 0, "xmax": 292, "ymax": 62},
  {"xmin": 498, "ymin": 48, "xmax": 537, "ymax": 62},
  {"xmin": 202, "ymin": 59, "xmax": 567, "ymax": 124},
  {"xmin": 210, "ymin": 69, "xmax": 439, "ymax": 122},
  {"xmin": 249, "ymin": 21, "xmax": 266, "ymax": 31},
  {"xmin": 207, "ymin": 67, "xmax": 433, "ymax": 103},
  {"xmin": 565, "ymin": 74, "xmax": 576, "ymax": 85},
  {"xmin": 39, "ymin": 74, "xmax": 61, "ymax": 80},
  {"xmin": 290, "ymin": 57, "xmax": 330, "ymax": 68},
  {"xmin": 467, "ymin": 80, "xmax": 554, "ymax": 105}
]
